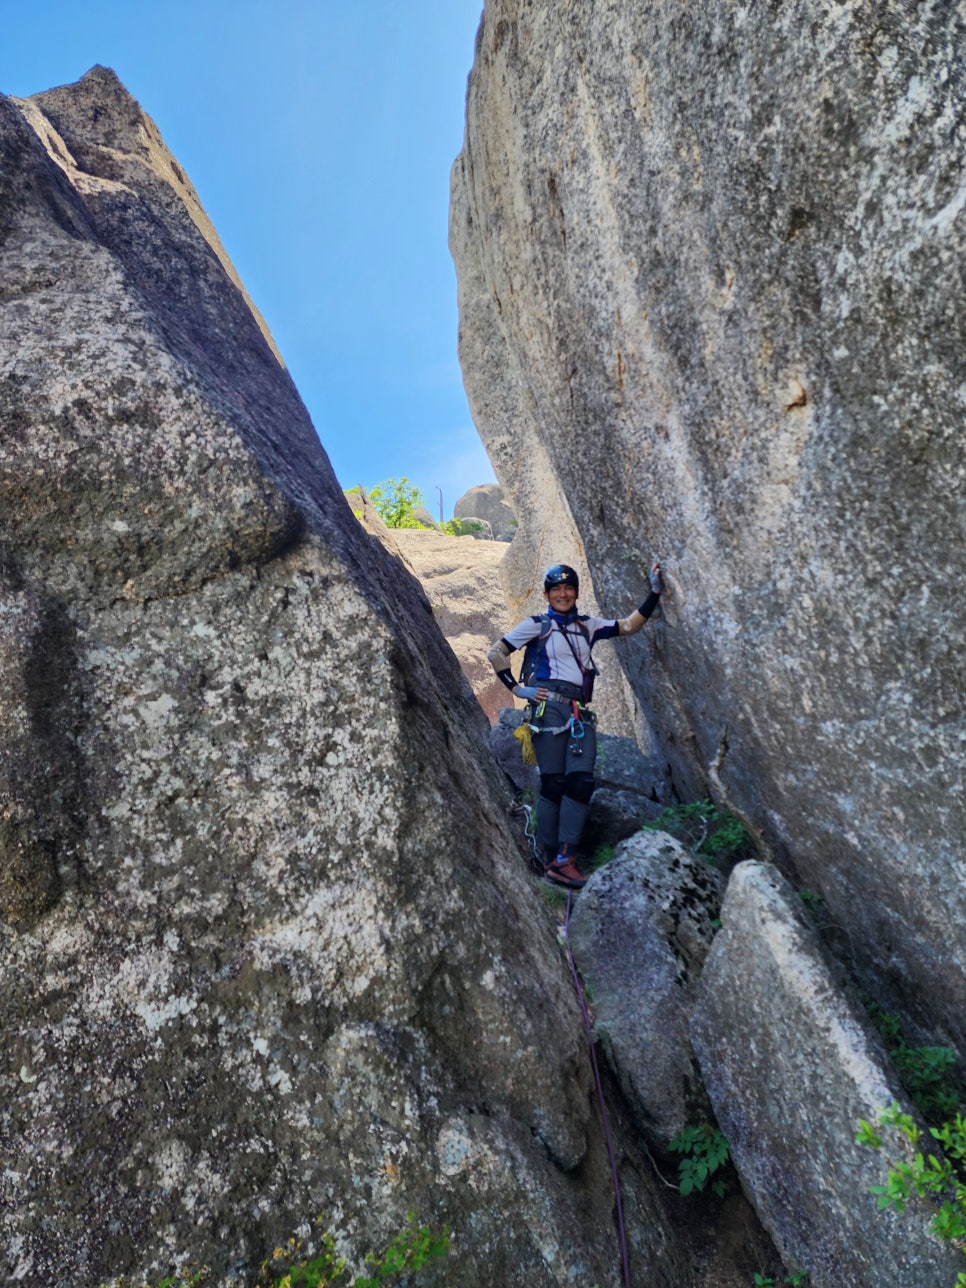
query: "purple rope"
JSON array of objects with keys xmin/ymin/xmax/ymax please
[{"xmin": 565, "ymin": 891, "xmax": 631, "ymax": 1288}]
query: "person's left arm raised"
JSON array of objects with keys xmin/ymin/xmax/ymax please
[{"xmin": 616, "ymin": 560, "xmax": 665, "ymax": 635}]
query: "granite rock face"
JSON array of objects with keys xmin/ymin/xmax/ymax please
[
  {"xmin": 451, "ymin": 1, "xmax": 966, "ymax": 1049},
  {"xmin": 569, "ymin": 837, "xmax": 723, "ymax": 1145},
  {"xmin": 0, "ymin": 69, "xmax": 689, "ymax": 1287},
  {"xmin": 380, "ymin": 527, "xmax": 514, "ymax": 724},
  {"xmin": 691, "ymin": 862, "xmax": 961, "ymax": 1288},
  {"xmin": 453, "ymin": 481, "xmax": 517, "ymax": 541}
]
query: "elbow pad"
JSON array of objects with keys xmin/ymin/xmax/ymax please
[{"xmin": 487, "ymin": 640, "xmax": 511, "ymax": 668}]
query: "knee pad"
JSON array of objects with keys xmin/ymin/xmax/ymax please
[
  {"xmin": 539, "ymin": 773, "xmax": 566, "ymax": 804},
  {"xmin": 564, "ymin": 772, "xmax": 595, "ymax": 804}
]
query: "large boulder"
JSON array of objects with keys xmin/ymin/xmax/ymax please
[
  {"xmin": 690, "ymin": 861, "xmax": 961, "ymax": 1288},
  {"xmin": 581, "ymin": 731, "xmax": 669, "ymax": 852},
  {"xmin": 569, "ymin": 836, "xmax": 723, "ymax": 1145},
  {"xmin": 450, "ymin": 0, "xmax": 966, "ymax": 1051},
  {"xmin": 0, "ymin": 69, "xmax": 689, "ymax": 1287},
  {"xmin": 453, "ymin": 481, "xmax": 517, "ymax": 541}
]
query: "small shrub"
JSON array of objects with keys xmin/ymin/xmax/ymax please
[
  {"xmin": 864, "ymin": 1001, "xmax": 962, "ymax": 1121},
  {"xmin": 104, "ymin": 1213, "xmax": 449, "ymax": 1288},
  {"xmin": 354, "ymin": 1211, "xmax": 450, "ymax": 1285},
  {"xmin": 256, "ymin": 1212, "xmax": 449, "ymax": 1287},
  {"xmin": 857, "ymin": 1103, "xmax": 966, "ymax": 1287},
  {"xmin": 796, "ymin": 889, "xmax": 829, "ymax": 926},
  {"xmin": 669, "ymin": 1123, "xmax": 731, "ymax": 1198},
  {"xmin": 368, "ymin": 478, "xmax": 432, "ymax": 529},
  {"xmin": 441, "ymin": 518, "xmax": 484, "ymax": 537},
  {"xmin": 643, "ymin": 799, "xmax": 754, "ymax": 866}
]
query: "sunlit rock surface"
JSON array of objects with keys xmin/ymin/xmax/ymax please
[
  {"xmin": 691, "ymin": 862, "xmax": 962, "ymax": 1288},
  {"xmin": 451, "ymin": 0, "xmax": 966, "ymax": 1049},
  {"xmin": 0, "ymin": 69, "xmax": 688, "ymax": 1286},
  {"xmin": 383, "ymin": 527, "xmax": 513, "ymax": 724},
  {"xmin": 453, "ymin": 481, "xmax": 517, "ymax": 541}
]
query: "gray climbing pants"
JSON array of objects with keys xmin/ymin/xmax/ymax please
[{"xmin": 531, "ymin": 698, "xmax": 597, "ymax": 858}]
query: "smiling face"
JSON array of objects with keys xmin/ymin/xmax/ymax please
[{"xmin": 545, "ymin": 582, "xmax": 577, "ymax": 613}]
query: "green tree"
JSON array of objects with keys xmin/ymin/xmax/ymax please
[{"xmin": 368, "ymin": 478, "xmax": 430, "ymax": 529}]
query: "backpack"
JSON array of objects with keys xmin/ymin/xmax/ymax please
[{"xmin": 521, "ymin": 613, "xmax": 599, "ymax": 703}]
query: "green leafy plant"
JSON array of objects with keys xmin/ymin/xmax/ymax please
[
  {"xmin": 669, "ymin": 1123, "xmax": 731, "ymax": 1198},
  {"xmin": 368, "ymin": 478, "xmax": 431, "ymax": 529},
  {"xmin": 589, "ymin": 844, "xmax": 616, "ymax": 872},
  {"xmin": 857, "ymin": 1102, "xmax": 966, "ymax": 1286},
  {"xmin": 753, "ymin": 1273, "xmax": 809, "ymax": 1287},
  {"xmin": 103, "ymin": 1213, "xmax": 449, "ymax": 1288},
  {"xmin": 441, "ymin": 517, "xmax": 484, "ymax": 537},
  {"xmin": 643, "ymin": 799, "xmax": 754, "ymax": 866},
  {"xmin": 256, "ymin": 1212, "xmax": 449, "ymax": 1288},
  {"xmin": 538, "ymin": 881, "xmax": 568, "ymax": 908},
  {"xmin": 863, "ymin": 1002, "xmax": 961, "ymax": 1120},
  {"xmin": 797, "ymin": 889, "xmax": 824, "ymax": 917},
  {"xmin": 354, "ymin": 1211, "xmax": 450, "ymax": 1286}
]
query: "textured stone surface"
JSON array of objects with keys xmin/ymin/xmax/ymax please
[
  {"xmin": 453, "ymin": 481, "xmax": 518, "ymax": 541},
  {"xmin": 0, "ymin": 69, "xmax": 690, "ymax": 1287},
  {"xmin": 582, "ymin": 788, "xmax": 662, "ymax": 853},
  {"xmin": 593, "ymin": 731, "xmax": 668, "ymax": 801},
  {"xmin": 451, "ymin": 0, "xmax": 966, "ymax": 1050},
  {"xmin": 691, "ymin": 861, "xmax": 961, "ymax": 1288},
  {"xmin": 581, "ymin": 732, "xmax": 669, "ymax": 850},
  {"xmin": 569, "ymin": 836, "xmax": 723, "ymax": 1144},
  {"xmin": 380, "ymin": 527, "xmax": 513, "ymax": 724}
]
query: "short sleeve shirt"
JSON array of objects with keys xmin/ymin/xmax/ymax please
[{"xmin": 501, "ymin": 614, "xmax": 620, "ymax": 688}]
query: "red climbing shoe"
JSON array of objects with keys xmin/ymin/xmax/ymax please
[{"xmin": 544, "ymin": 854, "xmax": 587, "ymax": 890}]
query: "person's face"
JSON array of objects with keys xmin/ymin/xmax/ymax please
[{"xmin": 545, "ymin": 582, "xmax": 577, "ymax": 613}]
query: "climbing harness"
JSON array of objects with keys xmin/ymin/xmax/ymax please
[{"xmin": 562, "ymin": 890, "xmax": 630, "ymax": 1288}]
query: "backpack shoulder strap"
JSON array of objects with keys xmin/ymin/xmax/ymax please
[
  {"xmin": 521, "ymin": 614, "xmax": 554, "ymax": 683},
  {"xmin": 573, "ymin": 614, "xmax": 592, "ymax": 643}
]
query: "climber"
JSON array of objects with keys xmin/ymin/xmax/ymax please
[{"xmin": 487, "ymin": 560, "xmax": 664, "ymax": 889}]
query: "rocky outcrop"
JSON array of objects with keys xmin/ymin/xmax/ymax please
[
  {"xmin": 581, "ymin": 733, "xmax": 668, "ymax": 851},
  {"xmin": 453, "ymin": 481, "xmax": 517, "ymax": 541},
  {"xmin": 380, "ymin": 527, "xmax": 514, "ymax": 724},
  {"xmin": 451, "ymin": 0, "xmax": 966, "ymax": 1052},
  {"xmin": 569, "ymin": 837, "xmax": 722, "ymax": 1145},
  {"xmin": 0, "ymin": 69, "xmax": 691, "ymax": 1287},
  {"xmin": 691, "ymin": 862, "xmax": 961, "ymax": 1287}
]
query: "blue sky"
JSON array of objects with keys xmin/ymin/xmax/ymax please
[{"xmin": 0, "ymin": 0, "xmax": 493, "ymax": 519}]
